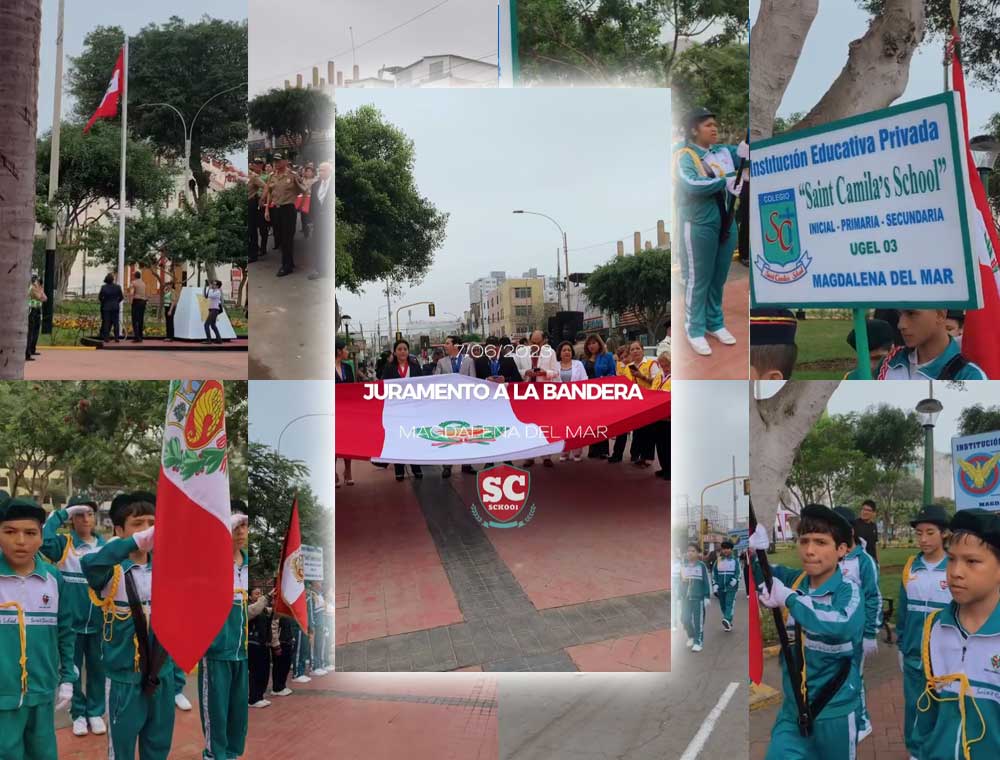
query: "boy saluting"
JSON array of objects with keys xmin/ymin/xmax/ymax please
[
  {"xmin": 40, "ymin": 493, "xmax": 108, "ymax": 737},
  {"xmin": 915, "ymin": 509, "xmax": 1000, "ymax": 760},
  {"xmin": 0, "ymin": 495, "xmax": 76, "ymax": 760},
  {"xmin": 748, "ymin": 504, "xmax": 865, "ymax": 760},
  {"xmin": 81, "ymin": 492, "xmax": 178, "ymax": 760}
]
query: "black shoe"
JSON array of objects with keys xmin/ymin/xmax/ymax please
[
  {"xmin": 395, "ymin": 474, "xmax": 405, "ymax": 482},
  {"xmin": 461, "ymin": 465, "xmax": 475, "ymax": 474},
  {"xmin": 25, "ymin": 356, "xmax": 35, "ymax": 361},
  {"xmin": 215, "ymin": 339, "xmax": 224, "ymax": 344},
  {"xmin": 413, "ymin": 471, "xmax": 423, "ymax": 480},
  {"xmin": 587, "ymin": 451, "xmax": 599, "ymax": 459},
  {"xmin": 442, "ymin": 466, "xmax": 452, "ymax": 478},
  {"xmin": 277, "ymin": 269, "xmax": 291, "ymax": 277},
  {"xmin": 655, "ymin": 470, "xmax": 669, "ymax": 479},
  {"xmin": 32, "ymin": 352, "xmax": 41, "ymax": 356},
  {"xmin": 607, "ymin": 456, "xmax": 623, "ymax": 464}
]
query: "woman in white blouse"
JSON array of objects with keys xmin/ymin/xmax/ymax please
[{"xmin": 555, "ymin": 341, "xmax": 588, "ymax": 461}]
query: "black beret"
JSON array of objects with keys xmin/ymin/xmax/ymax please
[{"xmin": 750, "ymin": 309, "xmax": 797, "ymax": 346}]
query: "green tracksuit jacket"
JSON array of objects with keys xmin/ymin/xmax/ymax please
[{"xmin": 40, "ymin": 509, "xmax": 106, "ymax": 633}]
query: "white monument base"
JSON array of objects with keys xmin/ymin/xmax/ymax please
[{"xmin": 172, "ymin": 286, "xmax": 238, "ymax": 341}]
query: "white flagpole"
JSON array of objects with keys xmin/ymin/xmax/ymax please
[{"xmin": 118, "ymin": 40, "xmax": 128, "ymax": 333}]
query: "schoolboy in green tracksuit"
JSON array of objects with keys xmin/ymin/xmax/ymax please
[
  {"xmin": 673, "ymin": 106, "xmax": 749, "ymax": 357},
  {"xmin": 913, "ymin": 509, "xmax": 1000, "ymax": 760},
  {"xmin": 896, "ymin": 505, "xmax": 951, "ymax": 759},
  {"xmin": 0, "ymin": 496, "xmax": 77, "ymax": 760},
  {"xmin": 749, "ymin": 504, "xmax": 865, "ymax": 760},
  {"xmin": 198, "ymin": 506, "xmax": 249, "ymax": 760},
  {"xmin": 680, "ymin": 543, "xmax": 711, "ymax": 652},
  {"xmin": 712, "ymin": 540, "xmax": 740, "ymax": 632},
  {"xmin": 81, "ymin": 492, "xmax": 178, "ymax": 760},
  {"xmin": 833, "ymin": 506, "xmax": 882, "ymax": 742},
  {"xmin": 40, "ymin": 493, "xmax": 108, "ymax": 737}
]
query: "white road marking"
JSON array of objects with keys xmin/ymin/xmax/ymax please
[{"xmin": 678, "ymin": 681, "xmax": 740, "ymax": 760}]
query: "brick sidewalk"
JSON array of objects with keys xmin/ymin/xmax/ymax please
[
  {"xmin": 25, "ymin": 347, "xmax": 247, "ymax": 380},
  {"xmin": 673, "ymin": 263, "xmax": 749, "ymax": 380}
]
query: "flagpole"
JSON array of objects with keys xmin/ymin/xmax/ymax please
[
  {"xmin": 117, "ymin": 39, "xmax": 128, "ymax": 326},
  {"xmin": 42, "ymin": 0, "xmax": 65, "ymax": 335}
]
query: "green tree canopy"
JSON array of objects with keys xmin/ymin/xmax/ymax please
[
  {"xmin": 248, "ymin": 87, "xmax": 334, "ymax": 159},
  {"xmin": 67, "ymin": 17, "xmax": 248, "ymax": 196},
  {"xmin": 787, "ymin": 414, "xmax": 875, "ymax": 509},
  {"xmin": 671, "ymin": 42, "xmax": 749, "ymax": 142},
  {"xmin": 583, "ymin": 247, "xmax": 671, "ymax": 340},
  {"xmin": 958, "ymin": 404, "xmax": 1000, "ymax": 436},
  {"xmin": 335, "ymin": 105, "xmax": 448, "ymax": 294}
]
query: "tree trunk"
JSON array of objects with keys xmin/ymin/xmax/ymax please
[
  {"xmin": 749, "ymin": 0, "xmax": 819, "ymax": 141},
  {"xmin": 751, "ymin": 381, "xmax": 839, "ymax": 531},
  {"xmin": 0, "ymin": 1, "xmax": 42, "ymax": 379},
  {"xmin": 795, "ymin": 0, "xmax": 925, "ymax": 131}
]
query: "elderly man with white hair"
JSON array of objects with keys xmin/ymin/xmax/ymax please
[{"xmin": 308, "ymin": 161, "xmax": 334, "ymax": 281}]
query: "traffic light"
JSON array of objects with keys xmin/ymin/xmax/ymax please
[{"xmin": 428, "ymin": 303, "xmax": 436, "ymax": 317}]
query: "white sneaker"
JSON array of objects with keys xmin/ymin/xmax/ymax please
[
  {"xmin": 249, "ymin": 699, "xmax": 271, "ymax": 708},
  {"xmin": 708, "ymin": 327, "xmax": 737, "ymax": 345},
  {"xmin": 692, "ymin": 643, "xmax": 703, "ymax": 652},
  {"xmin": 309, "ymin": 668, "xmax": 328, "ymax": 676},
  {"xmin": 88, "ymin": 716, "xmax": 106, "ymax": 735},
  {"xmin": 559, "ymin": 454, "xmax": 568, "ymax": 461},
  {"xmin": 687, "ymin": 335, "xmax": 712, "ymax": 356},
  {"xmin": 72, "ymin": 718, "xmax": 89, "ymax": 736},
  {"xmin": 270, "ymin": 688, "xmax": 293, "ymax": 697},
  {"xmin": 291, "ymin": 675, "xmax": 312, "ymax": 683},
  {"xmin": 685, "ymin": 637, "xmax": 694, "ymax": 648},
  {"xmin": 174, "ymin": 693, "xmax": 192, "ymax": 711}
]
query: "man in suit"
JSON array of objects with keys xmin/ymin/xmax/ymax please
[
  {"xmin": 308, "ymin": 162, "xmax": 333, "ymax": 280},
  {"xmin": 434, "ymin": 335, "xmax": 477, "ymax": 477}
]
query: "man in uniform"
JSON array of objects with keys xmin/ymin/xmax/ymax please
[
  {"xmin": 263, "ymin": 152, "xmax": 306, "ymax": 277},
  {"xmin": 26, "ymin": 275, "xmax": 47, "ymax": 362},
  {"xmin": 248, "ymin": 158, "xmax": 267, "ymax": 263}
]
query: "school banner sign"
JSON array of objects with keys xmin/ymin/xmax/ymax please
[
  {"xmin": 300, "ymin": 544, "xmax": 324, "ymax": 581},
  {"xmin": 952, "ymin": 431, "xmax": 1000, "ymax": 511},
  {"xmin": 750, "ymin": 92, "xmax": 982, "ymax": 309}
]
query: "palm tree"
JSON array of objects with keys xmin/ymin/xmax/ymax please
[{"xmin": 0, "ymin": 1, "xmax": 41, "ymax": 379}]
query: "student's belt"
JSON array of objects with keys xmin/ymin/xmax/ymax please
[{"xmin": 123, "ymin": 571, "xmax": 168, "ymax": 696}]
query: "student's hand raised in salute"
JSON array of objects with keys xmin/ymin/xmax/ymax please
[
  {"xmin": 66, "ymin": 505, "xmax": 93, "ymax": 518},
  {"xmin": 133, "ymin": 526, "xmax": 155, "ymax": 552}
]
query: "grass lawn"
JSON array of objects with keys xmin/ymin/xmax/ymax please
[
  {"xmin": 757, "ymin": 542, "xmax": 918, "ymax": 645},
  {"xmin": 793, "ymin": 318, "xmax": 863, "ymax": 380}
]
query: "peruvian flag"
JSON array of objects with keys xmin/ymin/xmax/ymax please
[
  {"xmin": 952, "ymin": 30, "xmax": 1000, "ymax": 379},
  {"xmin": 152, "ymin": 380, "xmax": 233, "ymax": 672},
  {"xmin": 336, "ymin": 375, "xmax": 670, "ymax": 463},
  {"xmin": 273, "ymin": 498, "xmax": 309, "ymax": 633},
  {"xmin": 83, "ymin": 46, "xmax": 125, "ymax": 133}
]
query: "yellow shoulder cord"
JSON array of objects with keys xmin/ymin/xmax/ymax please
[
  {"xmin": 672, "ymin": 146, "xmax": 708, "ymax": 178},
  {"xmin": 133, "ymin": 634, "xmax": 140, "ymax": 672},
  {"xmin": 776, "ymin": 572, "xmax": 810, "ymax": 707},
  {"xmin": 917, "ymin": 609, "xmax": 986, "ymax": 760},
  {"xmin": 87, "ymin": 565, "xmax": 131, "ymax": 642},
  {"xmin": 59, "ymin": 535, "xmax": 73, "ymax": 567},
  {"xmin": 0, "ymin": 602, "xmax": 28, "ymax": 703},
  {"xmin": 238, "ymin": 589, "xmax": 249, "ymax": 653},
  {"xmin": 902, "ymin": 555, "xmax": 916, "ymax": 589}
]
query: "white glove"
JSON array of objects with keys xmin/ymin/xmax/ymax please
[
  {"xmin": 55, "ymin": 682, "xmax": 73, "ymax": 711},
  {"xmin": 132, "ymin": 526, "xmax": 155, "ymax": 552},
  {"xmin": 758, "ymin": 577, "xmax": 792, "ymax": 609},
  {"xmin": 863, "ymin": 637, "xmax": 878, "ymax": 658},
  {"xmin": 729, "ymin": 578, "xmax": 738, "ymax": 588},
  {"xmin": 737, "ymin": 141, "xmax": 750, "ymax": 160},
  {"xmin": 897, "ymin": 649, "xmax": 904, "ymax": 673},
  {"xmin": 725, "ymin": 176, "xmax": 743, "ymax": 197},
  {"xmin": 229, "ymin": 513, "xmax": 248, "ymax": 531},
  {"xmin": 703, "ymin": 598, "xmax": 711, "ymax": 611},
  {"xmin": 748, "ymin": 525, "xmax": 770, "ymax": 551},
  {"xmin": 712, "ymin": 584, "xmax": 719, "ymax": 595},
  {"xmin": 66, "ymin": 505, "xmax": 93, "ymax": 518}
]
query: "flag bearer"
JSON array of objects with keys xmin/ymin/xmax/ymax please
[
  {"xmin": 914, "ymin": 509, "xmax": 1000, "ymax": 760},
  {"xmin": 197, "ymin": 503, "xmax": 249, "ymax": 759},
  {"xmin": 749, "ymin": 504, "xmax": 865, "ymax": 760},
  {"xmin": 81, "ymin": 492, "xmax": 177, "ymax": 760},
  {"xmin": 896, "ymin": 504, "xmax": 951, "ymax": 759},
  {"xmin": 40, "ymin": 494, "xmax": 107, "ymax": 737},
  {"xmin": 673, "ymin": 107, "xmax": 749, "ymax": 357},
  {"xmin": 680, "ymin": 543, "xmax": 712, "ymax": 652},
  {"xmin": 712, "ymin": 540, "xmax": 740, "ymax": 631}
]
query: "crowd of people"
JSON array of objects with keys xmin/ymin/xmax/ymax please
[
  {"xmin": 0, "ymin": 490, "xmax": 250, "ymax": 759},
  {"xmin": 248, "ymin": 154, "xmax": 332, "ymax": 281},
  {"xmin": 247, "ymin": 582, "xmax": 333, "ymax": 709},
  {"xmin": 749, "ymin": 501, "xmax": 1000, "ymax": 759},
  {"xmin": 335, "ymin": 330, "xmax": 671, "ymax": 482}
]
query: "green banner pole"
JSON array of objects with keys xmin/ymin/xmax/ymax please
[
  {"xmin": 510, "ymin": 0, "xmax": 520, "ymax": 85},
  {"xmin": 852, "ymin": 307, "xmax": 871, "ymax": 379}
]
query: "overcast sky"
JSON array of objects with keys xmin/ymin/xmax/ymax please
[
  {"xmin": 749, "ymin": 0, "xmax": 998, "ymax": 136},
  {"xmin": 755, "ymin": 381, "xmax": 1000, "ymax": 454},
  {"xmin": 336, "ymin": 87, "xmax": 670, "ymax": 333},
  {"xmin": 249, "ymin": 0, "xmax": 497, "ymax": 96},
  {"xmin": 249, "ymin": 381, "xmax": 334, "ymax": 512},
  {"xmin": 672, "ymin": 381, "xmax": 750, "ymax": 531},
  {"xmin": 37, "ymin": 0, "xmax": 247, "ymax": 170}
]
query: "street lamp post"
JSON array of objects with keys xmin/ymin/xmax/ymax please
[
  {"xmin": 970, "ymin": 135, "xmax": 1000, "ymax": 188},
  {"xmin": 513, "ymin": 210, "xmax": 570, "ymax": 311},
  {"xmin": 916, "ymin": 391, "xmax": 944, "ymax": 505},
  {"xmin": 276, "ymin": 413, "xmax": 335, "ymax": 455},
  {"xmin": 342, "ymin": 315, "xmax": 352, "ymax": 346}
]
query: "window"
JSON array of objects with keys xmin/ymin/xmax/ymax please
[
  {"xmin": 514, "ymin": 306, "xmax": 531, "ymax": 316},
  {"xmin": 514, "ymin": 287, "xmax": 532, "ymax": 299}
]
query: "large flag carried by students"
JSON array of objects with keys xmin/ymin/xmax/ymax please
[
  {"xmin": 152, "ymin": 380, "xmax": 233, "ymax": 672},
  {"xmin": 273, "ymin": 498, "xmax": 309, "ymax": 633},
  {"xmin": 83, "ymin": 46, "xmax": 125, "ymax": 133},
  {"xmin": 951, "ymin": 22, "xmax": 1000, "ymax": 378},
  {"xmin": 336, "ymin": 375, "xmax": 671, "ymax": 464}
]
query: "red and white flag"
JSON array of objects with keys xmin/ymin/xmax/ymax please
[
  {"xmin": 336, "ymin": 375, "xmax": 670, "ymax": 463},
  {"xmin": 273, "ymin": 498, "xmax": 309, "ymax": 634},
  {"xmin": 83, "ymin": 46, "xmax": 125, "ymax": 134},
  {"xmin": 952, "ymin": 30, "xmax": 1000, "ymax": 378},
  {"xmin": 152, "ymin": 380, "xmax": 233, "ymax": 672}
]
